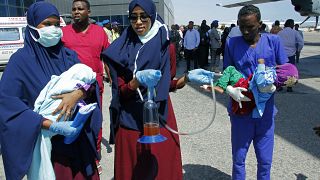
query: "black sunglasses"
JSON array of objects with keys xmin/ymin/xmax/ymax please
[{"xmin": 129, "ymin": 13, "xmax": 150, "ymax": 23}]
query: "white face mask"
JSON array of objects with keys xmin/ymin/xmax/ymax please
[{"xmin": 28, "ymin": 25, "xmax": 63, "ymax": 47}]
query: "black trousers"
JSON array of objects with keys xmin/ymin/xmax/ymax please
[
  {"xmin": 288, "ymin": 55, "xmax": 296, "ymax": 65},
  {"xmin": 184, "ymin": 49, "xmax": 198, "ymax": 71},
  {"xmin": 198, "ymin": 45, "xmax": 209, "ymax": 68}
]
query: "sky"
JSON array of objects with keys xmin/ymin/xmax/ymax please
[{"xmin": 171, "ymin": 0, "xmax": 308, "ymax": 25}]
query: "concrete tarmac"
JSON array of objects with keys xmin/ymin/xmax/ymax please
[{"xmin": 1, "ymin": 32, "xmax": 320, "ymax": 179}]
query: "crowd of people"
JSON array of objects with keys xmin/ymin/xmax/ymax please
[
  {"xmin": 0, "ymin": 0, "xmax": 317, "ymax": 180},
  {"xmin": 168, "ymin": 16, "xmax": 305, "ymax": 75}
]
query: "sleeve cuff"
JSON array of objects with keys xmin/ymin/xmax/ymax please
[{"xmin": 76, "ymin": 83, "xmax": 91, "ymax": 91}]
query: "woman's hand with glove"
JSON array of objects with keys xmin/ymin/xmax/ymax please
[
  {"xmin": 187, "ymin": 69, "xmax": 214, "ymax": 84},
  {"xmin": 135, "ymin": 69, "xmax": 162, "ymax": 87},
  {"xmin": 49, "ymin": 121, "xmax": 80, "ymax": 137},
  {"xmin": 226, "ymin": 85, "xmax": 251, "ymax": 108}
]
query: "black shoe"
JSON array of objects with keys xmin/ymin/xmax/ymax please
[
  {"xmin": 277, "ymin": 87, "xmax": 283, "ymax": 92},
  {"xmin": 287, "ymin": 87, "xmax": 293, "ymax": 92}
]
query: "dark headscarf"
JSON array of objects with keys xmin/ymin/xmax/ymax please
[
  {"xmin": 0, "ymin": 2, "xmax": 101, "ymax": 179},
  {"xmin": 25, "ymin": 1, "xmax": 70, "ymax": 77},
  {"xmin": 200, "ymin": 20, "xmax": 210, "ymax": 33},
  {"xmin": 129, "ymin": 0, "xmax": 157, "ymax": 25},
  {"xmin": 27, "ymin": 2, "xmax": 59, "ymax": 27},
  {"xmin": 102, "ymin": 0, "xmax": 170, "ymax": 143}
]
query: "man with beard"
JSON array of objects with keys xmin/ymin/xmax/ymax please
[
  {"xmin": 224, "ymin": 5, "xmax": 288, "ymax": 180},
  {"xmin": 61, "ymin": 0, "xmax": 109, "ymax": 174}
]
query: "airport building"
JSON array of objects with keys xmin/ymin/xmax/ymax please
[
  {"xmin": 0, "ymin": 0, "xmax": 175, "ymax": 28},
  {"xmin": 0, "ymin": 0, "xmax": 38, "ymax": 17}
]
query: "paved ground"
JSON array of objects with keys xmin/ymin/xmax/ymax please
[{"xmin": 1, "ymin": 32, "xmax": 320, "ymax": 179}]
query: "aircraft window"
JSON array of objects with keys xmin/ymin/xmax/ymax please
[{"xmin": 0, "ymin": 28, "xmax": 20, "ymax": 41}]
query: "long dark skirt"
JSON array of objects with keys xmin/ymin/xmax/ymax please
[
  {"xmin": 198, "ymin": 44, "xmax": 209, "ymax": 68},
  {"xmin": 51, "ymin": 133, "xmax": 101, "ymax": 180},
  {"xmin": 52, "ymin": 153, "xmax": 100, "ymax": 180},
  {"xmin": 115, "ymin": 97, "xmax": 183, "ymax": 180}
]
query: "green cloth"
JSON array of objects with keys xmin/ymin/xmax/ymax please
[{"xmin": 214, "ymin": 66, "xmax": 244, "ymax": 91}]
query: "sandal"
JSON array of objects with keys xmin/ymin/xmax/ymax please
[{"xmin": 96, "ymin": 161, "xmax": 102, "ymax": 175}]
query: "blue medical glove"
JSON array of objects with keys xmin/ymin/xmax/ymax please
[
  {"xmin": 136, "ymin": 69, "xmax": 162, "ymax": 87},
  {"xmin": 49, "ymin": 121, "xmax": 80, "ymax": 137},
  {"xmin": 187, "ymin": 69, "xmax": 214, "ymax": 84}
]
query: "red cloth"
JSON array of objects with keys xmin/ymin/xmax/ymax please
[
  {"xmin": 62, "ymin": 24, "xmax": 109, "ymax": 159},
  {"xmin": 169, "ymin": 43, "xmax": 179, "ymax": 91},
  {"xmin": 62, "ymin": 24, "xmax": 109, "ymax": 99},
  {"xmin": 169, "ymin": 43, "xmax": 176, "ymax": 78},
  {"xmin": 118, "ymin": 76, "xmax": 137, "ymax": 100},
  {"xmin": 231, "ymin": 75, "xmax": 256, "ymax": 115},
  {"xmin": 115, "ymin": 97, "xmax": 183, "ymax": 180}
]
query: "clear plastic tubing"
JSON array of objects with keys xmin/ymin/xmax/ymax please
[{"xmin": 163, "ymin": 79, "xmax": 216, "ymax": 135}]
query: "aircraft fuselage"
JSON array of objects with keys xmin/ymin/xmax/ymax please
[{"xmin": 292, "ymin": 0, "xmax": 320, "ymax": 16}]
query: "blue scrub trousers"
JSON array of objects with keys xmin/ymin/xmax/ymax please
[{"xmin": 231, "ymin": 114, "xmax": 274, "ymax": 180}]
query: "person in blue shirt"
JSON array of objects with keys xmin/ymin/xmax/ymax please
[
  {"xmin": 183, "ymin": 21, "xmax": 200, "ymax": 72},
  {"xmin": 223, "ymin": 5, "xmax": 288, "ymax": 180}
]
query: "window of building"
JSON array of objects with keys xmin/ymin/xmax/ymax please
[
  {"xmin": 0, "ymin": 5, "xmax": 7, "ymax": 17},
  {"xmin": 123, "ymin": 15, "xmax": 129, "ymax": 27},
  {"xmin": 8, "ymin": 0, "xmax": 22, "ymax": 6},
  {"xmin": 111, "ymin": 15, "xmax": 123, "ymax": 25},
  {"xmin": 24, "ymin": 0, "xmax": 36, "ymax": 8},
  {"xmin": 90, "ymin": 16, "xmax": 99, "ymax": 23},
  {"xmin": 97, "ymin": 16, "xmax": 110, "ymax": 23},
  {"xmin": 9, "ymin": 6, "xmax": 24, "ymax": 16}
]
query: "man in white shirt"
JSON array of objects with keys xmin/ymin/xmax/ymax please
[
  {"xmin": 183, "ymin": 21, "xmax": 200, "ymax": 71},
  {"xmin": 227, "ymin": 22, "xmax": 242, "ymax": 41},
  {"xmin": 208, "ymin": 20, "xmax": 221, "ymax": 73},
  {"xmin": 277, "ymin": 19, "xmax": 304, "ymax": 64}
]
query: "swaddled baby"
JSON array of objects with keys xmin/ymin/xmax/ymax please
[{"xmin": 28, "ymin": 63, "xmax": 97, "ymax": 180}]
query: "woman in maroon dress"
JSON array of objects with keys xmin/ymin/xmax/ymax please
[{"xmin": 102, "ymin": 0, "xmax": 184, "ymax": 179}]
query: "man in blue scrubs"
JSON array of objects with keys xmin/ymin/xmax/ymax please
[{"xmin": 223, "ymin": 5, "xmax": 288, "ymax": 180}]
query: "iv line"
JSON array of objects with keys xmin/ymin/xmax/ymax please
[
  {"xmin": 162, "ymin": 79, "xmax": 216, "ymax": 135},
  {"xmin": 137, "ymin": 78, "xmax": 216, "ymax": 135}
]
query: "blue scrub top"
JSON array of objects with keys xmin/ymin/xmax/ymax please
[{"xmin": 223, "ymin": 33, "xmax": 288, "ymax": 118}]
